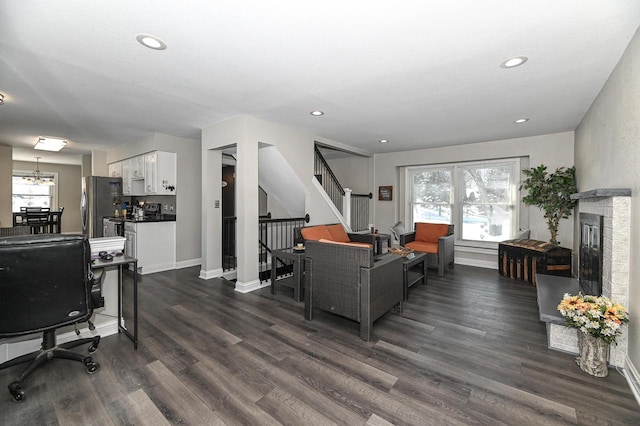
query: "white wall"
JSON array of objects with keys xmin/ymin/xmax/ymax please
[
  {"xmin": 373, "ymin": 132, "xmax": 575, "ymax": 267},
  {"xmin": 574, "ymin": 27, "xmax": 640, "ymax": 377}
]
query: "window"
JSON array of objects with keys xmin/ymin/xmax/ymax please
[
  {"xmin": 407, "ymin": 158, "xmax": 520, "ymax": 244},
  {"xmin": 12, "ymin": 173, "xmax": 57, "ymax": 212}
]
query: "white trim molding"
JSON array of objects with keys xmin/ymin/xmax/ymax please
[
  {"xmin": 199, "ymin": 267, "xmax": 224, "ymax": 280},
  {"xmin": 175, "ymin": 258, "xmax": 201, "ymax": 269},
  {"xmin": 234, "ymin": 279, "xmax": 268, "ymax": 293},
  {"xmin": 624, "ymin": 355, "xmax": 640, "ymax": 407}
]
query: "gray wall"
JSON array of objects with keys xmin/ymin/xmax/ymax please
[
  {"xmin": 326, "ymin": 154, "xmax": 372, "ymax": 194},
  {"xmin": 0, "ymin": 145, "xmax": 12, "ymax": 227},
  {"xmin": 575, "ymin": 27, "xmax": 640, "ymax": 377}
]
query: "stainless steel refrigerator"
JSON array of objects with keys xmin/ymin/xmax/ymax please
[{"xmin": 81, "ymin": 176, "xmax": 122, "ymax": 238}]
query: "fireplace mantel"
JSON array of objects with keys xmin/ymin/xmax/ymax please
[
  {"xmin": 570, "ymin": 188, "xmax": 631, "ymax": 199},
  {"xmin": 545, "ymin": 189, "xmax": 631, "ymax": 368}
]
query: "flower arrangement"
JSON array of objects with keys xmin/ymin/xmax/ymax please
[{"xmin": 557, "ymin": 293, "xmax": 629, "ymax": 344}]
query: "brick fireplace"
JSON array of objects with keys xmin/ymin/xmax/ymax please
[{"xmin": 546, "ymin": 188, "xmax": 631, "ymax": 367}]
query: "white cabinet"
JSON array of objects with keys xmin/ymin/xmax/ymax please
[
  {"xmin": 115, "ymin": 151, "xmax": 176, "ymax": 196},
  {"xmin": 130, "ymin": 155, "xmax": 145, "ymax": 180},
  {"xmin": 124, "ymin": 222, "xmax": 136, "ymax": 258},
  {"xmin": 144, "ymin": 151, "xmax": 176, "ymax": 195},
  {"xmin": 108, "ymin": 161, "xmax": 122, "ymax": 178},
  {"xmin": 122, "ymin": 159, "xmax": 132, "ymax": 195},
  {"xmin": 133, "ymin": 221, "xmax": 176, "ymax": 274}
]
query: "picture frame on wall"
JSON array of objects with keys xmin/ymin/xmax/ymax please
[{"xmin": 378, "ymin": 186, "xmax": 393, "ymax": 201}]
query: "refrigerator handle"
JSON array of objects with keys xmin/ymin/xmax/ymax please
[{"xmin": 81, "ymin": 188, "xmax": 88, "ymax": 234}]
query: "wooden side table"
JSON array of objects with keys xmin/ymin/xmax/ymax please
[
  {"xmin": 402, "ymin": 252, "xmax": 427, "ymax": 300},
  {"xmin": 271, "ymin": 248, "xmax": 305, "ymax": 301}
]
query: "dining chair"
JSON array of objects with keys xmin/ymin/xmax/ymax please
[{"xmin": 24, "ymin": 210, "xmax": 51, "ymax": 234}]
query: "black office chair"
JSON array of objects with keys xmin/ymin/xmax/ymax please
[{"xmin": 0, "ymin": 234, "xmax": 103, "ymax": 402}]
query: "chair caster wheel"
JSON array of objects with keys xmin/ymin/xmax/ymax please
[
  {"xmin": 86, "ymin": 361, "xmax": 100, "ymax": 374},
  {"xmin": 9, "ymin": 384, "xmax": 25, "ymax": 403},
  {"xmin": 88, "ymin": 343, "xmax": 98, "ymax": 354}
]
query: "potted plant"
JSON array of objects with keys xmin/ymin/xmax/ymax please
[
  {"xmin": 519, "ymin": 165, "xmax": 577, "ymax": 245},
  {"xmin": 557, "ymin": 293, "xmax": 629, "ymax": 377}
]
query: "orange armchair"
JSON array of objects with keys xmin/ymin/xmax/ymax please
[{"xmin": 399, "ymin": 223, "xmax": 455, "ymax": 277}]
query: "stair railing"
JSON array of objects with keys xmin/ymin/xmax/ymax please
[{"xmin": 314, "ymin": 145, "xmax": 345, "ymax": 214}]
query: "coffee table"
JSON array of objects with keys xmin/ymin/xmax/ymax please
[{"xmin": 402, "ymin": 252, "xmax": 427, "ymax": 300}]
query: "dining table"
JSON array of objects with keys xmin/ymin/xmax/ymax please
[{"xmin": 12, "ymin": 210, "xmax": 63, "ymax": 234}]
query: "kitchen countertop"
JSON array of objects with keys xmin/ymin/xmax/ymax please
[{"xmin": 108, "ymin": 215, "xmax": 176, "ymax": 223}]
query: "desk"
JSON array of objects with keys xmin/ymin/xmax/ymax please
[
  {"xmin": 12, "ymin": 211, "xmax": 63, "ymax": 233},
  {"xmin": 91, "ymin": 255, "xmax": 138, "ymax": 349},
  {"xmin": 271, "ymin": 248, "xmax": 305, "ymax": 302}
]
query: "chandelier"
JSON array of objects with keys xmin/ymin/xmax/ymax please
[{"xmin": 22, "ymin": 157, "xmax": 55, "ymax": 186}]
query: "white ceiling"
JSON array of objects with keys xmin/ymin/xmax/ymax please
[{"xmin": 1, "ymin": 1, "xmax": 639, "ymax": 164}]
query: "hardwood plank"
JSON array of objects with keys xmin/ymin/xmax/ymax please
[
  {"xmin": 268, "ymin": 324, "xmax": 399, "ymax": 391},
  {"xmin": 374, "ymin": 340, "xmax": 579, "ymax": 424},
  {"xmin": 105, "ymin": 389, "xmax": 171, "ymax": 426},
  {"xmin": 256, "ymin": 387, "xmax": 339, "ymax": 426},
  {"xmin": 142, "ymin": 360, "xmax": 224, "ymax": 425}
]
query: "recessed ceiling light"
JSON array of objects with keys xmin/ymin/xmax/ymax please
[
  {"xmin": 34, "ymin": 137, "xmax": 67, "ymax": 152},
  {"xmin": 136, "ymin": 34, "xmax": 167, "ymax": 50},
  {"xmin": 378, "ymin": 139, "xmax": 389, "ymax": 143},
  {"xmin": 500, "ymin": 56, "xmax": 528, "ymax": 69},
  {"xmin": 514, "ymin": 118, "xmax": 529, "ymax": 124},
  {"xmin": 310, "ymin": 110, "xmax": 324, "ymax": 116}
]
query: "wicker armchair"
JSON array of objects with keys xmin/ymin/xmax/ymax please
[
  {"xmin": 0, "ymin": 227, "xmax": 31, "ymax": 237},
  {"xmin": 303, "ymin": 240, "xmax": 403, "ymax": 341},
  {"xmin": 399, "ymin": 223, "xmax": 455, "ymax": 277}
]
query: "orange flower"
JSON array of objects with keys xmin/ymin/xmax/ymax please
[
  {"xmin": 558, "ymin": 295, "xmax": 582, "ymax": 311},
  {"xmin": 576, "ymin": 302, "xmax": 592, "ymax": 313}
]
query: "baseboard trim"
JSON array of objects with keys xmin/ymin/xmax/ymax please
[
  {"xmin": 222, "ymin": 270, "xmax": 237, "ymax": 281},
  {"xmin": 234, "ymin": 279, "xmax": 268, "ymax": 293},
  {"xmin": 199, "ymin": 268, "xmax": 224, "ymax": 280},
  {"xmin": 175, "ymin": 258, "xmax": 201, "ymax": 269},
  {"xmin": 454, "ymin": 258, "xmax": 497, "ymax": 270},
  {"xmin": 139, "ymin": 263, "xmax": 176, "ymax": 275},
  {"xmin": 623, "ymin": 355, "xmax": 640, "ymax": 407}
]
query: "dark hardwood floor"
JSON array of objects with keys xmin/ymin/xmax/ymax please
[{"xmin": 1, "ymin": 264, "xmax": 638, "ymax": 425}]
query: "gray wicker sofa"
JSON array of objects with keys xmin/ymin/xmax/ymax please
[{"xmin": 303, "ymin": 240, "xmax": 403, "ymax": 341}]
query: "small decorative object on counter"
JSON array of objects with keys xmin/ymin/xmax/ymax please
[{"xmin": 557, "ymin": 293, "xmax": 629, "ymax": 377}]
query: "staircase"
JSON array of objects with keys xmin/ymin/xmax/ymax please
[{"xmin": 314, "ymin": 145, "xmax": 371, "ymax": 232}]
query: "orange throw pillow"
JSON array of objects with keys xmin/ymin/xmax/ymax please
[
  {"xmin": 326, "ymin": 224, "xmax": 350, "ymax": 243},
  {"xmin": 415, "ymin": 223, "xmax": 450, "ymax": 243},
  {"xmin": 301, "ymin": 225, "xmax": 333, "ymax": 241}
]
